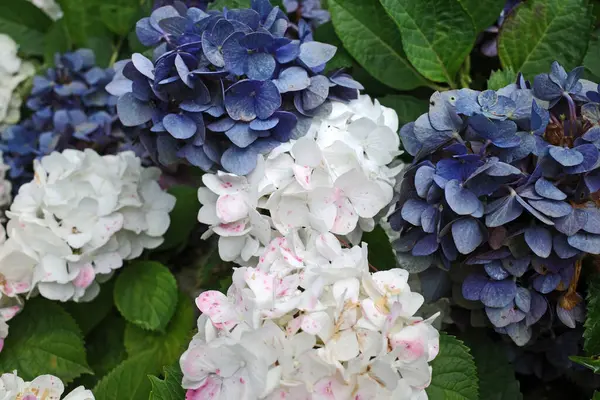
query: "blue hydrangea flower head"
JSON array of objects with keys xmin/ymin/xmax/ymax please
[
  {"xmin": 109, "ymin": 0, "xmax": 361, "ymax": 175},
  {"xmin": 390, "ymin": 62, "xmax": 600, "ymax": 346},
  {"xmin": 283, "ymin": 0, "xmax": 330, "ymax": 28},
  {"xmin": 1, "ymin": 49, "xmax": 120, "ymax": 191}
]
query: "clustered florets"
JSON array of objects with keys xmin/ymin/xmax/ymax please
[
  {"xmin": 181, "ymin": 229, "xmax": 439, "ymax": 399},
  {"xmin": 3, "ymin": 149, "xmax": 175, "ymax": 302},
  {"xmin": 1, "ymin": 49, "xmax": 119, "ymax": 192},
  {"xmin": 197, "ymin": 95, "xmax": 401, "ymax": 263},
  {"xmin": 391, "ymin": 61, "xmax": 600, "ymax": 345},
  {"xmin": 0, "ymin": 371, "xmax": 94, "ymax": 399},
  {"xmin": 107, "ymin": 0, "xmax": 362, "ymax": 175}
]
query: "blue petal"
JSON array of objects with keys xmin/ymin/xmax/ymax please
[
  {"xmin": 163, "ymin": 113, "xmax": 197, "ymax": 139},
  {"xmin": 534, "ymin": 178, "xmax": 566, "ymax": 200},
  {"xmin": 486, "ymin": 304, "xmax": 525, "ymax": 328},
  {"xmin": 207, "ymin": 117, "xmax": 236, "ymax": 132},
  {"xmin": 553, "ymin": 234, "xmax": 580, "ymax": 259},
  {"xmin": 526, "ymin": 292, "xmax": 548, "ymax": 326},
  {"xmin": 270, "ymin": 111, "xmax": 297, "ymax": 142},
  {"xmin": 501, "ymin": 257, "xmax": 530, "ymax": 277},
  {"xmin": 275, "ymin": 40, "xmax": 300, "ymax": 63},
  {"xmin": 484, "ymin": 260, "xmax": 510, "ymax": 280},
  {"xmin": 548, "ymin": 146, "xmax": 584, "ymax": 166},
  {"xmin": 273, "ymin": 66, "xmax": 310, "ymax": 93},
  {"xmin": 136, "ymin": 18, "xmax": 163, "ymax": 47},
  {"xmin": 462, "ymin": 273, "xmax": 489, "ymax": 301},
  {"xmin": 412, "ymin": 233, "xmax": 439, "ymax": 256},
  {"xmin": 485, "ymin": 195, "xmax": 523, "ymax": 227},
  {"xmin": 117, "ymin": 93, "xmax": 153, "ymax": 127},
  {"xmin": 415, "ymin": 165, "xmax": 435, "ymax": 198},
  {"xmin": 249, "ymin": 116, "xmax": 279, "ymax": 131},
  {"xmin": 555, "ymin": 209, "xmax": 587, "ymax": 236},
  {"xmin": 567, "ymin": 232, "xmax": 600, "ymax": 254},
  {"xmin": 480, "ymin": 279, "xmax": 517, "ymax": 308},
  {"xmin": 132, "ymin": 53, "xmax": 155, "ymax": 80},
  {"xmin": 452, "ymin": 217, "xmax": 483, "ymax": 254},
  {"xmin": 298, "ymin": 41, "xmax": 337, "ymax": 68},
  {"xmin": 221, "ymin": 145, "xmax": 258, "ymax": 175},
  {"xmin": 505, "ymin": 321, "xmax": 532, "ymax": 346},
  {"xmin": 302, "ymin": 75, "xmax": 329, "ymax": 110},
  {"xmin": 445, "ymin": 179, "xmax": 481, "ymax": 215},
  {"xmin": 515, "ymin": 195, "xmax": 555, "ymax": 225},
  {"xmin": 564, "ymin": 144, "xmax": 600, "ymax": 174},
  {"xmin": 177, "ymin": 144, "xmax": 213, "ymax": 170},
  {"xmin": 420, "ymin": 206, "xmax": 438, "ymax": 233},
  {"xmin": 225, "ymin": 122, "xmax": 259, "ymax": 148},
  {"xmin": 246, "ymin": 52, "xmax": 276, "ymax": 80},
  {"xmin": 524, "ymin": 226, "xmax": 552, "ymax": 258},
  {"xmin": 401, "ymin": 199, "xmax": 428, "ymax": 226},
  {"xmin": 533, "ymin": 73, "xmax": 562, "ymax": 102},
  {"xmin": 156, "ymin": 134, "xmax": 179, "ymax": 165},
  {"xmin": 515, "ymin": 287, "xmax": 532, "ymax": 313},
  {"xmin": 532, "ymin": 273, "xmax": 561, "ymax": 294},
  {"xmin": 583, "ymin": 208, "xmax": 600, "ymax": 234},
  {"xmin": 225, "ymin": 79, "xmax": 281, "ymax": 121},
  {"xmin": 239, "ymin": 32, "xmax": 274, "ymax": 49},
  {"xmin": 531, "ymin": 99, "xmax": 549, "ymax": 135},
  {"xmin": 222, "ymin": 34, "xmax": 248, "ymax": 75},
  {"xmin": 527, "ymin": 199, "xmax": 572, "ymax": 218}
]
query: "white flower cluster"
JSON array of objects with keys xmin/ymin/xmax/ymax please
[
  {"xmin": 0, "ymin": 371, "xmax": 93, "ymax": 399},
  {"xmin": 198, "ymin": 95, "xmax": 403, "ymax": 264},
  {"xmin": 184, "ymin": 95, "xmax": 439, "ymax": 399},
  {"xmin": 4, "ymin": 149, "xmax": 175, "ymax": 302},
  {"xmin": 0, "ymin": 35, "xmax": 34, "ymax": 132},
  {"xmin": 181, "ymin": 229, "xmax": 439, "ymax": 399}
]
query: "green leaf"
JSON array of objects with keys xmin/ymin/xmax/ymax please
[
  {"xmin": 379, "ymin": 0, "xmax": 476, "ymax": 85},
  {"xmin": 85, "ymin": 33, "xmax": 114, "ymax": 68},
  {"xmin": 100, "ymin": 3, "xmax": 138, "ymax": 36},
  {"xmin": 124, "ymin": 292, "xmax": 195, "ymax": 368},
  {"xmin": 361, "ymin": 225, "xmax": 397, "ymax": 270},
  {"xmin": 149, "ymin": 364, "xmax": 186, "ymax": 400},
  {"xmin": 0, "ymin": 298, "xmax": 91, "ymax": 382},
  {"xmin": 463, "ymin": 332, "xmax": 522, "ymax": 400},
  {"xmin": 379, "ymin": 95, "xmax": 429, "ymax": 127},
  {"xmin": 328, "ymin": 0, "xmax": 427, "ymax": 90},
  {"xmin": 63, "ymin": 280, "xmax": 115, "ymax": 335},
  {"xmin": 74, "ymin": 313, "xmax": 127, "ymax": 389},
  {"xmin": 93, "ymin": 352, "xmax": 157, "ymax": 400},
  {"xmin": 456, "ymin": 0, "xmax": 506, "ymax": 32},
  {"xmin": 570, "ymin": 355, "xmax": 600, "ymax": 374},
  {"xmin": 497, "ymin": 0, "xmax": 594, "ymax": 78},
  {"xmin": 594, "ymin": 391, "xmax": 600, "ymax": 400},
  {"xmin": 487, "ymin": 68, "xmax": 517, "ymax": 91},
  {"xmin": 44, "ymin": 21, "xmax": 71, "ymax": 64},
  {"xmin": 584, "ymin": 30, "xmax": 600, "ymax": 80},
  {"xmin": 426, "ymin": 333, "xmax": 479, "ymax": 400},
  {"xmin": 0, "ymin": 18, "xmax": 46, "ymax": 56},
  {"xmin": 585, "ymin": 273, "xmax": 600, "ymax": 354},
  {"xmin": 0, "ymin": 0, "xmax": 53, "ymax": 31},
  {"xmin": 313, "ymin": 22, "xmax": 354, "ymax": 73},
  {"xmin": 56, "ymin": 0, "xmax": 88, "ymax": 46},
  {"xmin": 208, "ymin": 0, "xmax": 250, "ymax": 9},
  {"xmin": 158, "ymin": 186, "xmax": 200, "ymax": 252},
  {"xmin": 114, "ymin": 261, "xmax": 178, "ymax": 331}
]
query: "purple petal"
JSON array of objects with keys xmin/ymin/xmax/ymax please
[
  {"xmin": 555, "ymin": 209, "xmax": 587, "ymax": 236},
  {"xmin": 532, "ymin": 273, "xmax": 561, "ymax": 294},
  {"xmin": 462, "ymin": 273, "xmax": 489, "ymax": 301},
  {"xmin": 534, "ymin": 178, "xmax": 566, "ymax": 200},
  {"xmin": 221, "ymin": 146, "xmax": 258, "ymax": 175},
  {"xmin": 526, "ymin": 292, "xmax": 548, "ymax": 326},
  {"xmin": 412, "ymin": 233, "xmax": 439, "ymax": 256},
  {"xmin": 556, "ymin": 300, "xmax": 585, "ymax": 328},
  {"xmin": 246, "ymin": 52, "xmax": 276, "ymax": 80},
  {"xmin": 445, "ymin": 179, "xmax": 481, "ymax": 216},
  {"xmin": 527, "ymin": 199, "xmax": 572, "ymax": 218},
  {"xmin": 275, "ymin": 41, "xmax": 300, "ymax": 63},
  {"xmin": 452, "ymin": 218, "xmax": 483, "ymax": 254},
  {"xmin": 401, "ymin": 199, "xmax": 428, "ymax": 226},
  {"xmin": 415, "ymin": 165, "xmax": 435, "ymax": 198},
  {"xmin": 515, "ymin": 287, "xmax": 531, "ymax": 313},
  {"xmin": 485, "ymin": 195, "xmax": 523, "ymax": 227},
  {"xmin": 222, "ymin": 35, "xmax": 247, "ymax": 75},
  {"xmin": 505, "ymin": 321, "xmax": 532, "ymax": 346},
  {"xmin": 178, "ymin": 145, "xmax": 213, "ymax": 170},
  {"xmin": 567, "ymin": 232, "xmax": 600, "ymax": 254},
  {"xmin": 273, "ymin": 66, "xmax": 310, "ymax": 93},
  {"xmin": 515, "ymin": 195, "xmax": 555, "ymax": 225},
  {"xmin": 225, "ymin": 80, "xmax": 281, "ymax": 121},
  {"xmin": 501, "ymin": 257, "xmax": 530, "ymax": 277},
  {"xmin": 485, "ymin": 260, "xmax": 510, "ymax": 280},
  {"xmin": 136, "ymin": 18, "xmax": 163, "ymax": 47},
  {"xmin": 225, "ymin": 122, "xmax": 259, "ymax": 148},
  {"xmin": 583, "ymin": 208, "xmax": 600, "ymax": 234},
  {"xmin": 163, "ymin": 113, "xmax": 196, "ymax": 139},
  {"xmin": 480, "ymin": 279, "xmax": 517, "ymax": 308},
  {"xmin": 117, "ymin": 93, "xmax": 153, "ymax": 127},
  {"xmin": 564, "ymin": 144, "xmax": 600, "ymax": 174},
  {"xmin": 524, "ymin": 226, "xmax": 552, "ymax": 258},
  {"xmin": 553, "ymin": 234, "xmax": 580, "ymax": 259},
  {"xmin": 548, "ymin": 146, "xmax": 584, "ymax": 166},
  {"xmin": 486, "ymin": 304, "xmax": 526, "ymax": 328},
  {"xmin": 302, "ymin": 75, "xmax": 329, "ymax": 110}
]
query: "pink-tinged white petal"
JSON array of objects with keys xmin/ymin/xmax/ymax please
[
  {"xmin": 216, "ymin": 193, "xmax": 249, "ymax": 223},
  {"xmin": 293, "ymin": 165, "xmax": 313, "ymax": 190},
  {"xmin": 330, "ymin": 197, "xmax": 358, "ymax": 235},
  {"xmin": 203, "ymin": 173, "xmax": 247, "ymax": 195},
  {"xmin": 186, "ymin": 376, "xmax": 222, "ymax": 399},
  {"xmin": 312, "ymin": 376, "xmax": 353, "ymax": 400},
  {"xmin": 196, "ymin": 291, "xmax": 238, "ymax": 330},
  {"xmin": 213, "ymin": 220, "xmax": 252, "ymax": 237},
  {"xmin": 327, "ymin": 329, "xmax": 359, "ymax": 361},
  {"xmin": 335, "ymin": 169, "xmax": 387, "ymax": 218},
  {"xmin": 292, "ymin": 137, "xmax": 322, "ymax": 167},
  {"xmin": 244, "ymin": 268, "xmax": 275, "ymax": 306},
  {"xmin": 72, "ymin": 264, "xmax": 95, "ymax": 289},
  {"xmin": 389, "ymin": 324, "xmax": 427, "ymax": 363}
]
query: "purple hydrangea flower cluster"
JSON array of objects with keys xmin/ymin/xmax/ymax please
[
  {"xmin": 283, "ymin": 0, "xmax": 330, "ymax": 28},
  {"xmin": 390, "ymin": 61, "xmax": 600, "ymax": 346},
  {"xmin": 1, "ymin": 49, "xmax": 118, "ymax": 191},
  {"xmin": 107, "ymin": 0, "xmax": 360, "ymax": 175}
]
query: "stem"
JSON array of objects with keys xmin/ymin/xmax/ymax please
[
  {"xmin": 565, "ymin": 93, "xmax": 577, "ymax": 122},
  {"xmin": 109, "ymin": 35, "xmax": 126, "ymax": 67}
]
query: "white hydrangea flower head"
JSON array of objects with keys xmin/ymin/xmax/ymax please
[
  {"xmin": 6, "ymin": 149, "xmax": 176, "ymax": 302},
  {"xmin": 0, "ymin": 152, "xmax": 12, "ymax": 221},
  {"xmin": 198, "ymin": 95, "xmax": 405, "ymax": 262},
  {"xmin": 180, "ymin": 229, "xmax": 439, "ymax": 400},
  {"xmin": 0, "ymin": 371, "xmax": 93, "ymax": 399},
  {"xmin": 0, "ymin": 35, "xmax": 35, "ymax": 131}
]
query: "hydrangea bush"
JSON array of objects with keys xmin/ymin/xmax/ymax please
[{"xmin": 2, "ymin": 0, "xmax": 600, "ymax": 398}]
